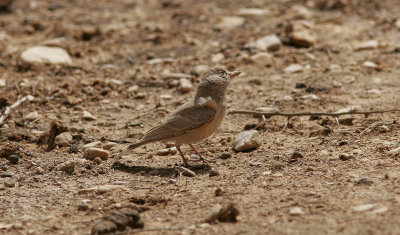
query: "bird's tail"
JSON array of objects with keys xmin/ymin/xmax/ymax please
[{"xmin": 115, "ymin": 140, "xmax": 149, "ymax": 159}]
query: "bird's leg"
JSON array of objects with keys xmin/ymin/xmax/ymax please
[
  {"xmin": 176, "ymin": 146, "xmax": 189, "ymax": 167},
  {"xmin": 189, "ymin": 144, "xmax": 210, "ymax": 164}
]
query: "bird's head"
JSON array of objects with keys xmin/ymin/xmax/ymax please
[
  {"xmin": 195, "ymin": 67, "xmax": 240, "ymax": 102},
  {"xmin": 199, "ymin": 66, "xmax": 240, "ymax": 88}
]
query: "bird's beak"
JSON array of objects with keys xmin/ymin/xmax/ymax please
[{"xmin": 228, "ymin": 71, "xmax": 241, "ymax": 79}]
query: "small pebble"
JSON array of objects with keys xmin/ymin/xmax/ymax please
[
  {"xmin": 209, "ymin": 170, "xmax": 220, "ymax": 177},
  {"xmin": 290, "ymin": 207, "xmax": 304, "ymax": 215},
  {"xmin": 355, "ymin": 40, "xmax": 378, "ymax": 51},
  {"xmin": 83, "ymin": 148, "xmax": 109, "ymax": 160},
  {"xmin": 215, "ymin": 188, "xmax": 223, "ymax": 197},
  {"xmin": 36, "ymin": 167, "xmax": 45, "ymax": 174},
  {"xmin": 82, "ymin": 111, "xmax": 97, "ymax": 121},
  {"xmin": 289, "ymin": 151, "xmax": 303, "ymax": 162},
  {"xmin": 283, "ymin": 64, "xmax": 303, "ymax": 74},
  {"xmin": 362, "ymin": 61, "xmax": 378, "ymax": 68},
  {"xmin": 4, "ymin": 180, "xmax": 15, "ymax": 188},
  {"xmin": 93, "ymin": 157, "xmax": 102, "ymax": 164},
  {"xmin": 78, "ymin": 204, "xmax": 89, "ymax": 211},
  {"xmin": 233, "ymin": 130, "xmax": 261, "ymax": 152},
  {"xmin": 250, "ymin": 52, "xmax": 273, "ymax": 66},
  {"xmin": 8, "ymin": 155, "xmax": 19, "ymax": 165},
  {"xmin": 179, "ymin": 78, "xmax": 193, "ymax": 93},
  {"xmin": 211, "ymin": 53, "xmax": 225, "ymax": 63},
  {"xmin": 218, "ymin": 152, "xmax": 232, "ymax": 159},
  {"xmin": 103, "ymin": 142, "xmax": 117, "ymax": 150},
  {"xmin": 339, "ymin": 153, "xmax": 352, "ymax": 161}
]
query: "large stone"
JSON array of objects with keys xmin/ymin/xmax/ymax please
[
  {"xmin": 234, "ymin": 130, "xmax": 261, "ymax": 152},
  {"xmin": 247, "ymin": 34, "xmax": 281, "ymax": 51},
  {"xmin": 216, "ymin": 16, "xmax": 244, "ymax": 30},
  {"xmin": 250, "ymin": 52, "xmax": 273, "ymax": 66},
  {"xmin": 179, "ymin": 78, "xmax": 193, "ymax": 93},
  {"xmin": 20, "ymin": 46, "xmax": 72, "ymax": 66},
  {"xmin": 55, "ymin": 132, "xmax": 73, "ymax": 147},
  {"xmin": 83, "ymin": 148, "xmax": 109, "ymax": 160},
  {"xmin": 286, "ymin": 21, "xmax": 316, "ymax": 48},
  {"xmin": 283, "ymin": 64, "xmax": 303, "ymax": 74}
]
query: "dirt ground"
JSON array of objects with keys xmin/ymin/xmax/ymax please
[{"xmin": 1, "ymin": 0, "xmax": 400, "ymax": 234}]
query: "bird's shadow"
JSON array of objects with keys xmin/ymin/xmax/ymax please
[{"xmin": 112, "ymin": 161, "xmax": 212, "ymax": 178}]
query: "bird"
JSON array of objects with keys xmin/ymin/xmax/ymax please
[{"xmin": 117, "ymin": 67, "xmax": 240, "ymax": 166}]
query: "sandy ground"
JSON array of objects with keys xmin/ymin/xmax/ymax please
[{"xmin": 1, "ymin": 0, "xmax": 400, "ymax": 234}]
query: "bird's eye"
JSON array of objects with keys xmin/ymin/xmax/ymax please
[{"xmin": 219, "ymin": 70, "xmax": 226, "ymax": 77}]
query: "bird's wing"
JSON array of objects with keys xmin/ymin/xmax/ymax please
[{"xmin": 141, "ymin": 99, "xmax": 216, "ymax": 142}]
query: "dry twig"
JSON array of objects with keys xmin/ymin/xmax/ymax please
[
  {"xmin": 0, "ymin": 95, "xmax": 34, "ymax": 126},
  {"xmin": 229, "ymin": 108, "xmax": 400, "ymax": 118}
]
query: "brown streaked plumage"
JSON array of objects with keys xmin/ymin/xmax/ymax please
[{"xmin": 118, "ymin": 67, "xmax": 240, "ymax": 166}]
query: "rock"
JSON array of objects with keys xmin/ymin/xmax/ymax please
[
  {"xmin": 20, "ymin": 46, "xmax": 72, "ymax": 66},
  {"xmin": 56, "ymin": 160, "xmax": 76, "ymax": 174},
  {"xmin": 290, "ymin": 207, "xmax": 304, "ymax": 215},
  {"xmin": 79, "ymin": 185, "xmax": 129, "ymax": 194},
  {"xmin": 55, "ymin": 132, "xmax": 73, "ymax": 147},
  {"xmin": 389, "ymin": 147, "xmax": 400, "ymax": 156},
  {"xmin": 217, "ymin": 204, "xmax": 239, "ymax": 223},
  {"xmin": 286, "ymin": 21, "xmax": 316, "ymax": 48},
  {"xmin": 218, "ymin": 152, "xmax": 232, "ymax": 159},
  {"xmin": 83, "ymin": 148, "xmax": 109, "ymax": 160},
  {"xmin": 128, "ymin": 85, "xmax": 139, "ymax": 92},
  {"xmin": 233, "ymin": 130, "xmax": 261, "ymax": 152},
  {"xmin": 247, "ymin": 35, "xmax": 281, "ymax": 51},
  {"xmin": 4, "ymin": 180, "xmax": 15, "ymax": 188},
  {"xmin": 216, "ymin": 16, "xmax": 244, "ymax": 30},
  {"xmin": 0, "ymin": 0, "xmax": 13, "ymax": 10},
  {"xmin": 355, "ymin": 178, "xmax": 373, "ymax": 186},
  {"xmin": 82, "ymin": 111, "xmax": 97, "ymax": 121},
  {"xmin": 395, "ymin": 19, "xmax": 400, "ymax": 29},
  {"xmin": 352, "ymin": 204, "xmax": 376, "ymax": 212},
  {"xmin": 283, "ymin": 64, "xmax": 303, "ymax": 74},
  {"xmin": 236, "ymin": 8, "xmax": 270, "ymax": 16},
  {"xmin": 289, "ymin": 5, "xmax": 313, "ymax": 19},
  {"xmin": 250, "ymin": 52, "xmax": 273, "ymax": 66},
  {"xmin": 83, "ymin": 141, "xmax": 102, "ymax": 149},
  {"xmin": 209, "ymin": 170, "xmax": 220, "ymax": 177},
  {"xmin": 91, "ymin": 208, "xmax": 143, "ymax": 235},
  {"xmin": 215, "ymin": 188, "xmax": 223, "ymax": 196},
  {"xmin": 342, "ymin": 76, "xmax": 355, "ymax": 84},
  {"xmin": 211, "ymin": 53, "xmax": 225, "ymax": 63},
  {"xmin": 36, "ymin": 167, "xmax": 45, "ymax": 174},
  {"xmin": 206, "ymin": 203, "xmax": 239, "ymax": 223},
  {"xmin": 332, "ymin": 80, "xmax": 342, "ymax": 88},
  {"xmin": 192, "ymin": 65, "xmax": 208, "ymax": 76},
  {"xmin": 329, "ymin": 64, "xmax": 342, "ymax": 73},
  {"xmin": 255, "ymin": 107, "xmax": 279, "ymax": 113},
  {"xmin": 78, "ymin": 204, "xmax": 89, "ymax": 211},
  {"xmin": 93, "ymin": 157, "xmax": 102, "ymax": 164},
  {"xmin": 8, "ymin": 155, "xmax": 19, "ymax": 164},
  {"xmin": 156, "ymin": 147, "xmax": 177, "ymax": 156},
  {"xmin": 289, "ymin": 151, "xmax": 303, "ymax": 162},
  {"xmin": 179, "ymin": 78, "xmax": 193, "ymax": 93},
  {"xmin": 362, "ymin": 61, "xmax": 378, "ymax": 68},
  {"xmin": 0, "ymin": 79, "xmax": 5, "ymax": 87},
  {"xmin": 91, "ymin": 220, "xmax": 117, "ymax": 235},
  {"xmin": 339, "ymin": 153, "xmax": 352, "ymax": 161},
  {"xmin": 40, "ymin": 37, "xmax": 67, "ymax": 48},
  {"xmin": 301, "ymin": 94, "xmax": 319, "ymax": 100},
  {"xmin": 355, "ymin": 40, "xmax": 379, "ymax": 51},
  {"xmin": 160, "ymin": 94, "xmax": 172, "ymax": 100},
  {"xmin": 24, "ymin": 111, "xmax": 40, "ymax": 121},
  {"xmin": 334, "ymin": 106, "xmax": 361, "ymax": 114},
  {"xmin": 103, "ymin": 142, "xmax": 117, "ymax": 150}
]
